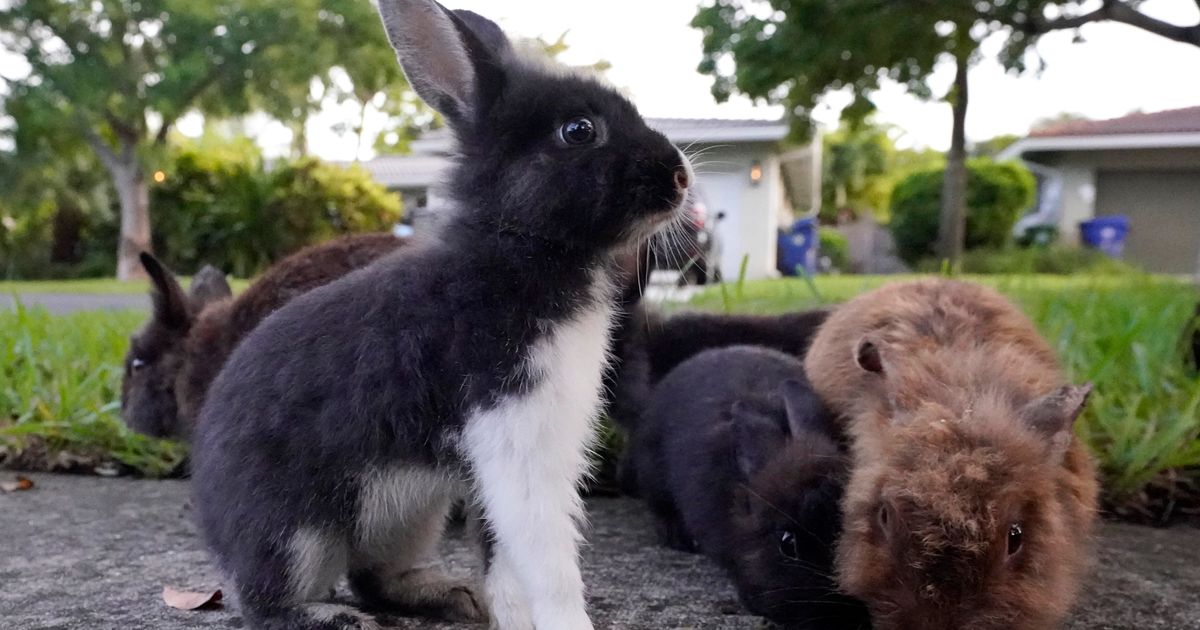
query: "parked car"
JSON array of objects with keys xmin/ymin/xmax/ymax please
[{"xmin": 649, "ymin": 195, "xmax": 722, "ymax": 285}]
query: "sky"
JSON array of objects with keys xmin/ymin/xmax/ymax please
[
  {"xmin": 8, "ymin": 0, "xmax": 1200, "ymax": 159},
  {"xmin": 280, "ymin": 0, "xmax": 1200, "ymax": 160}
]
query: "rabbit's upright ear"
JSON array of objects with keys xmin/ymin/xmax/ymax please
[
  {"xmin": 1021, "ymin": 383, "xmax": 1093, "ymax": 462},
  {"xmin": 780, "ymin": 379, "xmax": 831, "ymax": 439},
  {"xmin": 140, "ymin": 253, "xmax": 191, "ymax": 331},
  {"xmin": 188, "ymin": 264, "xmax": 232, "ymax": 311},
  {"xmin": 376, "ymin": 0, "xmax": 509, "ymax": 126}
]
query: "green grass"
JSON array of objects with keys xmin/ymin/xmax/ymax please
[
  {"xmin": 0, "ymin": 277, "xmax": 251, "ymax": 295},
  {"xmin": 3, "ymin": 272, "xmax": 1199, "ymax": 522},
  {"xmin": 689, "ymin": 273, "xmax": 1200, "ymax": 522},
  {"xmin": 0, "ymin": 302, "xmax": 186, "ymax": 477}
]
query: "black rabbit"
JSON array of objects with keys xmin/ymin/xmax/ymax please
[
  {"xmin": 190, "ymin": 2, "xmax": 692, "ymax": 629},
  {"xmin": 122, "ymin": 234, "xmax": 406, "ymax": 441},
  {"xmin": 627, "ymin": 345, "xmax": 870, "ymax": 629}
]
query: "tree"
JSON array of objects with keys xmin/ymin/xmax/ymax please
[
  {"xmin": 1, "ymin": 83, "xmax": 116, "ymax": 277},
  {"xmin": 693, "ymin": 0, "xmax": 1200, "ymax": 265},
  {"xmin": 822, "ymin": 120, "xmax": 894, "ymax": 220},
  {"xmin": 0, "ymin": 0, "xmax": 400, "ymax": 278}
]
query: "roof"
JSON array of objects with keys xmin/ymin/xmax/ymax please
[
  {"xmin": 409, "ymin": 117, "xmax": 789, "ymax": 155},
  {"xmin": 1031, "ymin": 106, "xmax": 1200, "ymax": 138},
  {"xmin": 351, "ymin": 155, "xmax": 449, "ymax": 190},
  {"xmin": 999, "ymin": 106, "xmax": 1200, "ymax": 160},
  {"xmin": 646, "ymin": 117, "xmax": 790, "ymax": 144}
]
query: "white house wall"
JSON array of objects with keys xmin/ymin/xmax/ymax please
[{"xmin": 690, "ymin": 142, "xmax": 782, "ymax": 280}]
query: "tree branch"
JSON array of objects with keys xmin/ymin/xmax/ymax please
[
  {"xmin": 154, "ymin": 70, "xmax": 222, "ymax": 144},
  {"xmin": 1032, "ymin": 1, "xmax": 1200, "ymax": 47},
  {"xmin": 79, "ymin": 123, "xmax": 121, "ymax": 172},
  {"xmin": 154, "ymin": 58, "xmax": 239, "ymax": 144}
]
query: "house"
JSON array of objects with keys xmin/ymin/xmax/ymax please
[
  {"xmin": 1000, "ymin": 106, "xmax": 1200, "ymax": 274},
  {"xmin": 359, "ymin": 118, "xmax": 821, "ymax": 280}
]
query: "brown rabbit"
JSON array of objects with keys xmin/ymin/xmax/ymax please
[
  {"xmin": 122, "ymin": 233, "xmax": 407, "ymax": 440},
  {"xmin": 804, "ymin": 278, "xmax": 1098, "ymax": 630}
]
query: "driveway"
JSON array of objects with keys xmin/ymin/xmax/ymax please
[{"xmin": 1, "ymin": 473, "xmax": 1198, "ymax": 629}]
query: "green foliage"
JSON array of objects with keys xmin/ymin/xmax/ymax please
[
  {"xmin": 0, "ymin": 201, "xmax": 55, "ymax": 280},
  {"xmin": 971, "ymin": 134, "xmax": 1021, "ymax": 158},
  {"xmin": 150, "ymin": 138, "xmax": 267, "ymax": 277},
  {"xmin": 0, "ymin": 303, "xmax": 185, "ymax": 477},
  {"xmin": 889, "ymin": 159, "xmax": 1036, "ymax": 264},
  {"xmin": 0, "ymin": 87, "xmax": 118, "ymax": 280},
  {"xmin": 0, "ymin": 0, "xmax": 414, "ymax": 275},
  {"xmin": 688, "ymin": 273, "xmax": 1200, "ymax": 522},
  {"xmin": 821, "ymin": 121, "xmax": 894, "ymax": 221},
  {"xmin": 690, "ymin": 1, "xmax": 1184, "ymax": 139},
  {"xmin": 818, "ymin": 227, "xmax": 850, "ymax": 272},
  {"xmin": 918, "ymin": 246, "xmax": 1139, "ymax": 276},
  {"xmin": 151, "ymin": 140, "xmax": 401, "ymax": 277},
  {"xmin": 263, "ymin": 157, "xmax": 403, "ymax": 257}
]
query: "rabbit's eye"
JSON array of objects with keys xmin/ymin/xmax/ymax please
[
  {"xmin": 778, "ymin": 530, "xmax": 800, "ymax": 560},
  {"xmin": 560, "ymin": 117, "xmax": 596, "ymax": 145},
  {"xmin": 1007, "ymin": 523, "xmax": 1023, "ymax": 555},
  {"xmin": 131, "ymin": 358, "xmax": 147, "ymax": 372},
  {"xmin": 878, "ymin": 504, "xmax": 891, "ymax": 530}
]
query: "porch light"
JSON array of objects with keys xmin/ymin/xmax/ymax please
[{"xmin": 749, "ymin": 160, "xmax": 763, "ymax": 186}]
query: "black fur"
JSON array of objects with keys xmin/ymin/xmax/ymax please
[
  {"xmin": 608, "ymin": 307, "xmax": 830, "ymax": 495},
  {"xmin": 627, "ymin": 346, "xmax": 870, "ymax": 629},
  {"xmin": 606, "ymin": 308, "xmax": 830, "ymax": 434},
  {"xmin": 191, "ymin": 2, "xmax": 687, "ymax": 629},
  {"xmin": 122, "ymin": 254, "xmax": 231, "ymax": 438},
  {"xmin": 644, "ymin": 309, "xmax": 831, "ymax": 384}
]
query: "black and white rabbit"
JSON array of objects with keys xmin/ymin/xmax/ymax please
[
  {"xmin": 190, "ymin": 2, "xmax": 692, "ymax": 629},
  {"xmin": 627, "ymin": 345, "xmax": 870, "ymax": 629}
]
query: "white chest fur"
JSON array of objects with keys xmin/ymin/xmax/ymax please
[{"xmin": 460, "ymin": 274, "xmax": 615, "ymax": 630}]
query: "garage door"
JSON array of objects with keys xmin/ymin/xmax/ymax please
[{"xmin": 1095, "ymin": 170, "xmax": 1200, "ymax": 274}]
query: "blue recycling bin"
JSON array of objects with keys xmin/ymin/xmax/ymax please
[
  {"xmin": 1079, "ymin": 215, "xmax": 1130, "ymax": 258},
  {"xmin": 778, "ymin": 217, "xmax": 819, "ymax": 276}
]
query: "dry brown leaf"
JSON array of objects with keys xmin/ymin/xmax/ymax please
[
  {"xmin": 162, "ymin": 586, "xmax": 223, "ymax": 611},
  {"xmin": 0, "ymin": 475, "xmax": 34, "ymax": 493}
]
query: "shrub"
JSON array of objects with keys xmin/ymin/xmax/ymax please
[
  {"xmin": 0, "ymin": 200, "xmax": 54, "ymax": 280},
  {"xmin": 917, "ymin": 246, "xmax": 1139, "ymax": 275},
  {"xmin": 151, "ymin": 143, "xmax": 402, "ymax": 278},
  {"xmin": 889, "ymin": 158, "xmax": 1036, "ymax": 263},
  {"xmin": 151, "ymin": 140, "xmax": 267, "ymax": 277},
  {"xmin": 263, "ymin": 157, "xmax": 403, "ymax": 259},
  {"xmin": 818, "ymin": 227, "xmax": 851, "ymax": 272}
]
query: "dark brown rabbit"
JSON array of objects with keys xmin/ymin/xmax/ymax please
[
  {"xmin": 121, "ymin": 232, "xmax": 407, "ymax": 440},
  {"xmin": 804, "ymin": 278, "xmax": 1099, "ymax": 630}
]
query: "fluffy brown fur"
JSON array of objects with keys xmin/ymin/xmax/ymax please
[
  {"xmin": 122, "ymin": 233, "xmax": 407, "ymax": 441},
  {"xmin": 804, "ymin": 279, "xmax": 1099, "ymax": 630}
]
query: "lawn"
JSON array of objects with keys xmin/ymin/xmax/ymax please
[
  {"xmin": 2, "ymin": 273, "xmax": 1198, "ymax": 523},
  {"xmin": 0, "ymin": 303, "xmax": 186, "ymax": 477}
]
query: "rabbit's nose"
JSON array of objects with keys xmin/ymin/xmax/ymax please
[{"xmin": 674, "ymin": 168, "xmax": 690, "ymax": 191}]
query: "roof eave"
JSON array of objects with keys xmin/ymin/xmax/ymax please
[
  {"xmin": 1000, "ymin": 132, "xmax": 1200, "ymax": 160},
  {"xmin": 662, "ymin": 125, "xmax": 790, "ymax": 144}
]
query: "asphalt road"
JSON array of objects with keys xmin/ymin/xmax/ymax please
[{"xmin": 0, "ymin": 293, "xmax": 148, "ymax": 314}]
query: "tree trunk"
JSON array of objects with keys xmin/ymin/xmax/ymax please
[
  {"xmin": 84, "ymin": 126, "xmax": 152, "ymax": 280},
  {"xmin": 354, "ymin": 97, "xmax": 371, "ymax": 162},
  {"xmin": 938, "ymin": 51, "xmax": 970, "ymax": 266},
  {"xmin": 113, "ymin": 157, "xmax": 152, "ymax": 280}
]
